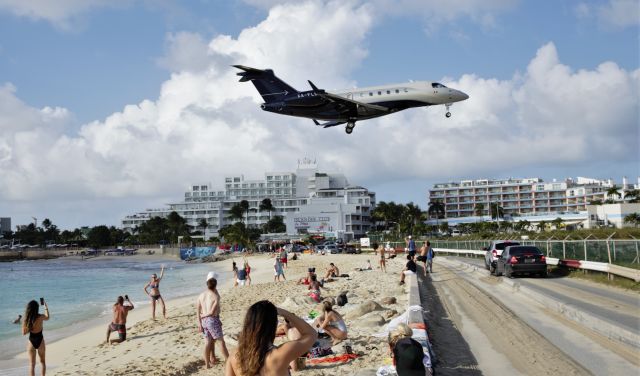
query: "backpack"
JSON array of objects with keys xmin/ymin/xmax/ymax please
[{"xmin": 336, "ymin": 292, "xmax": 348, "ymax": 306}]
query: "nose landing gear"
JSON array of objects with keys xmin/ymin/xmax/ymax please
[
  {"xmin": 345, "ymin": 122, "xmax": 355, "ymax": 134},
  {"xmin": 445, "ymin": 103, "xmax": 452, "ymax": 118}
]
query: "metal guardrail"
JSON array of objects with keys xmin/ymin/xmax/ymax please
[
  {"xmin": 377, "ymin": 239, "xmax": 640, "ymax": 270},
  {"xmin": 433, "ymin": 248, "xmax": 640, "ymax": 282}
]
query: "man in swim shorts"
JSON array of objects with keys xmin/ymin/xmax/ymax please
[
  {"xmin": 106, "ymin": 295, "xmax": 134, "ymax": 344},
  {"xmin": 197, "ymin": 273, "xmax": 229, "ymax": 368}
]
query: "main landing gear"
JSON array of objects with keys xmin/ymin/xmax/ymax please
[
  {"xmin": 445, "ymin": 103, "xmax": 452, "ymax": 118},
  {"xmin": 345, "ymin": 122, "xmax": 355, "ymax": 134}
]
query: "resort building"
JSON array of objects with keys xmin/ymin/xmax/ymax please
[
  {"xmin": 427, "ymin": 176, "xmax": 639, "ymax": 226},
  {"xmin": 0, "ymin": 217, "xmax": 11, "ymax": 235},
  {"xmin": 121, "ymin": 160, "xmax": 375, "ymax": 240}
]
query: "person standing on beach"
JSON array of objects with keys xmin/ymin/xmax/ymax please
[
  {"xmin": 274, "ymin": 256, "xmax": 286, "ymax": 281},
  {"xmin": 197, "ymin": 274, "xmax": 229, "ymax": 368},
  {"xmin": 426, "ymin": 241, "xmax": 435, "ymax": 274},
  {"xmin": 407, "ymin": 236, "xmax": 416, "ymax": 260},
  {"xmin": 243, "ymin": 259, "xmax": 252, "ymax": 286},
  {"xmin": 106, "ymin": 296, "xmax": 134, "ymax": 344},
  {"xmin": 143, "ymin": 265, "xmax": 166, "ymax": 320},
  {"xmin": 22, "ymin": 299, "xmax": 49, "ymax": 376},
  {"xmin": 375, "ymin": 243, "xmax": 386, "ymax": 273},
  {"xmin": 225, "ymin": 300, "xmax": 317, "ymax": 376}
]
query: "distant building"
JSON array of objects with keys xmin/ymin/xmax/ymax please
[
  {"xmin": 121, "ymin": 160, "xmax": 375, "ymax": 240},
  {"xmin": 0, "ymin": 217, "xmax": 11, "ymax": 235},
  {"xmin": 427, "ymin": 176, "xmax": 639, "ymax": 226},
  {"xmin": 585, "ymin": 203, "xmax": 640, "ymax": 229}
]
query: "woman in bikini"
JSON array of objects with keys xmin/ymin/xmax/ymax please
[
  {"xmin": 243, "ymin": 258, "xmax": 252, "ymax": 286},
  {"xmin": 144, "ymin": 265, "xmax": 166, "ymax": 320},
  {"xmin": 22, "ymin": 299, "xmax": 49, "ymax": 376},
  {"xmin": 308, "ymin": 274, "xmax": 322, "ymax": 303},
  {"xmin": 376, "ymin": 243, "xmax": 386, "ymax": 273},
  {"xmin": 225, "ymin": 300, "xmax": 316, "ymax": 376},
  {"xmin": 315, "ymin": 300, "xmax": 348, "ymax": 345}
]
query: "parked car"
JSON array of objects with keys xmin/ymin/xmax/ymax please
[
  {"xmin": 327, "ymin": 244, "xmax": 340, "ymax": 254},
  {"xmin": 484, "ymin": 240, "xmax": 520, "ymax": 275},
  {"xmin": 344, "ymin": 244, "xmax": 360, "ymax": 254},
  {"xmin": 495, "ymin": 245, "xmax": 547, "ymax": 278}
]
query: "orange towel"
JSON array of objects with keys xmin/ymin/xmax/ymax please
[{"xmin": 306, "ymin": 353, "xmax": 359, "ymax": 365}]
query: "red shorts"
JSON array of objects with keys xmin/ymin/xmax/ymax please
[{"xmin": 281, "ymin": 258, "xmax": 287, "ymax": 264}]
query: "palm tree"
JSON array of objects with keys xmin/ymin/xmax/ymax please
[
  {"xmin": 405, "ymin": 202, "xmax": 422, "ymax": 234},
  {"xmin": 551, "ymin": 217, "xmax": 564, "ymax": 230},
  {"xmin": 240, "ymin": 200, "xmax": 250, "ymax": 225},
  {"xmin": 474, "ymin": 203, "xmax": 485, "ymax": 217},
  {"xmin": 623, "ymin": 213, "xmax": 640, "ymax": 227},
  {"xmin": 428, "ymin": 201, "xmax": 445, "ymax": 219},
  {"xmin": 372, "ymin": 201, "xmax": 390, "ymax": 231},
  {"xmin": 198, "ymin": 218, "xmax": 208, "ymax": 238},
  {"xmin": 259, "ymin": 198, "xmax": 275, "ymax": 220},
  {"xmin": 624, "ymin": 189, "xmax": 640, "ymax": 203},
  {"xmin": 606, "ymin": 185, "xmax": 621, "ymax": 200},
  {"xmin": 489, "ymin": 202, "xmax": 504, "ymax": 220},
  {"xmin": 537, "ymin": 221, "xmax": 547, "ymax": 232},
  {"xmin": 227, "ymin": 203, "xmax": 244, "ymax": 224}
]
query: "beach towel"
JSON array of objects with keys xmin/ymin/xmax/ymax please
[{"xmin": 306, "ymin": 353, "xmax": 358, "ymax": 365}]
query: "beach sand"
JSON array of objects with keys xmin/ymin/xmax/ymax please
[{"xmin": 37, "ymin": 252, "xmax": 411, "ymax": 375}]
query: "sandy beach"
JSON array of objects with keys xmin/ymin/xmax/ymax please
[{"xmin": 21, "ymin": 252, "xmax": 412, "ymax": 375}]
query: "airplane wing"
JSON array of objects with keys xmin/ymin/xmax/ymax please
[{"xmin": 319, "ymin": 91, "xmax": 389, "ymax": 113}]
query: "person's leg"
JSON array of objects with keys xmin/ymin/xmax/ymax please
[
  {"xmin": 106, "ymin": 325, "xmax": 112, "ymax": 344},
  {"xmin": 281, "ymin": 272, "xmax": 286, "ymax": 281},
  {"xmin": 203, "ymin": 338, "xmax": 213, "ymax": 368},
  {"xmin": 37, "ymin": 342, "xmax": 45, "ymax": 376},
  {"xmin": 324, "ymin": 326, "xmax": 348, "ymax": 345},
  {"xmin": 27, "ymin": 344, "xmax": 36, "ymax": 376},
  {"xmin": 151, "ymin": 298, "xmax": 157, "ymax": 320},
  {"xmin": 159, "ymin": 297, "xmax": 167, "ymax": 318},
  {"xmin": 217, "ymin": 338, "xmax": 229, "ymax": 359},
  {"xmin": 400, "ymin": 271, "xmax": 406, "ymax": 284}
]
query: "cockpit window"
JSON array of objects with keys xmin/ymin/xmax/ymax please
[{"xmin": 431, "ymin": 83, "xmax": 447, "ymax": 88}]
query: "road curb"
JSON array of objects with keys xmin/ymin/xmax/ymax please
[{"xmin": 440, "ymin": 257, "xmax": 640, "ymax": 350}]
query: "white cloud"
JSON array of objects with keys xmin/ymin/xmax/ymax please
[
  {"xmin": 575, "ymin": 0, "xmax": 639, "ymax": 29},
  {"xmin": 0, "ymin": 0, "xmax": 128, "ymax": 29},
  {"xmin": 0, "ymin": 1, "xmax": 638, "ymax": 228}
]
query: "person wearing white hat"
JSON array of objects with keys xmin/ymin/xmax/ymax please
[{"xmin": 197, "ymin": 273, "xmax": 228, "ymax": 368}]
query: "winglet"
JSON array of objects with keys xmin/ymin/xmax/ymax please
[
  {"xmin": 312, "ymin": 119, "xmax": 320, "ymax": 126},
  {"xmin": 308, "ymin": 80, "xmax": 320, "ymax": 91}
]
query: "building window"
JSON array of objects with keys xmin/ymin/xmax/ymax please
[{"xmin": 193, "ymin": 186, "xmax": 199, "ymax": 191}]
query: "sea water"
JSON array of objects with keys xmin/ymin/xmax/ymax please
[{"xmin": 0, "ymin": 256, "xmax": 233, "ymax": 361}]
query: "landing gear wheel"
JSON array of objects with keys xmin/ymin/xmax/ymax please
[
  {"xmin": 345, "ymin": 122, "xmax": 355, "ymax": 134},
  {"xmin": 445, "ymin": 103, "xmax": 452, "ymax": 118}
]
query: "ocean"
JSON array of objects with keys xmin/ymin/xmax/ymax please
[{"xmin": 0, "ymin": 255, "xmax": 233, "ymax": 363}]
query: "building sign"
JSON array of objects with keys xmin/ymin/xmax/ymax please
[
  {"xmin": 180, "ymin": 246, "xmax": 216, "ymax": 260},
  {"xmin": 360, "ymin": 238, "xmax": 370, "ymax": 247},
  {"xmin": 292, "ymin": 216, "xmax": 332, "ymax": 233}
]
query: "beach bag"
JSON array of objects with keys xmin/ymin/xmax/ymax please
[
  {"xmin": 310, "ymin": 346, "xmax": 333, "ymax": 358},
  {"xmin": 337, "ymin": 293, "xmax": 348, "ymax": 307}
]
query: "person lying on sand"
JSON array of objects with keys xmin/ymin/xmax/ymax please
[{"xmin": 355, "ymin": 260, "xmax": 373, "ymax": 271}]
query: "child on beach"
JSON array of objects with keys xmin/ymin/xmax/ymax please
[
  {"xmin": 274, "ymin": 257, "xmax": 286, "ymax": 281},
  {"xmin": 197, "ymin": 273, "xmax": 229, "ymax": 368},
  {"xmin": 226, "ymin": 301, "xmax": 317, "ymax": 376},
  {"xmin": 23, "ymin": 299, "xmax": 49, "ymax": 376},
  {"xmin": 143, "ymin": 265, "xmax": 166, "ymax": 320},
  {"xmin": 106, "ymin": 295, "xmax": 134, "ymax": 345},
  {"xmin": 308, "ymin": 274, "xmax": 322, "ymax": 303}
]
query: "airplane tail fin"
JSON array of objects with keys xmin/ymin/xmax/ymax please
[{"xmin": 233, "ymin": 65, "xmax": 298, "ymax": 103}]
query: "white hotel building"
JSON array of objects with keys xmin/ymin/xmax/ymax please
[
  {"xmin": 121, "ymin": 161, "xmax": 375, "ymax": 240},
  {"xmin": 428, "ymin": 176, "xmax": 639, "ymax": 225}
]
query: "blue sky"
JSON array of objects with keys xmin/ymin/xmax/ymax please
[{"xmin": 0, "ymin": 0, "xmax": 638, "ymax": 229}]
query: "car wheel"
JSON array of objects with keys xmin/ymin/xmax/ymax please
[
  {"xmin": 541, "ymin": 270, "xmax": 548, "ymax": 278},
  {"xmin": 495, "ymin": 265, "xmax": 502, "ymax": 277},
  {"xmin": 505, "ymin": 267, "xmax": 512, "ymax": 278}
]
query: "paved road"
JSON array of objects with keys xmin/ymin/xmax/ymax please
[{"xmin": 450, "ymin": 256, "xmax": 640, "ymax": 333}]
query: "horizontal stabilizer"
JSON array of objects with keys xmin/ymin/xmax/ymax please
[{"xmin": 313, "ymin": 119, "xmax": 345, "ymax": 128}]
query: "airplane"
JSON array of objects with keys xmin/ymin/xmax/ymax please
[{"xmin": 233, "ymin": 65, "xmax": 469, "ymax": 134}]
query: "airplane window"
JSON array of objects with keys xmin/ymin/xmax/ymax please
[
  {"xmin": 369, "ymin": 92, "xmax": 373, "ymax": 96},
  {"xmin": 404, "ymin": 88, "xmax": 408, "ymax": 92},
  {"xmin": 395, "ymin": 89, "xmax": 399, "ymax": 93},
  {"xmin": 378, "ymin": 91, "xmax": 382, "ymax": 95},
  {"xmin": 386, "ymin": 90, "xmax": 390, "ymax": 94},
  {"xmin": 432, "ymin": 83, "xmax": 447, "ymax": 88}
]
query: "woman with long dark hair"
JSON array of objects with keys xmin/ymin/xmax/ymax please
[
  {"xmin": 225, "ymin": 300, "xmax": 316, "ymax": 375},
  {"xmin": 22, "ymin": 299, "xmax": 50, "ymax": 376}
]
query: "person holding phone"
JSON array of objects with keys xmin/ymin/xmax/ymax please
[
  {"xmin": 143, "ymin": 265, "xmax": 166, "ymax": 320},
  {"xmin": 225, "ymin": 301, "xmax": 317, "ymax": 376},
  {"xmin": 22, "ymin": 298, "xmax": 49, "ymax": 376},
  {"xmin": 106, "ymin": 296, "xmax": 134, "ymax": 344}
]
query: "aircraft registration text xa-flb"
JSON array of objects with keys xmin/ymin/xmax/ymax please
[{"xmin": 234, "ymin": 65, "xmax": 469, "ymax": 134}]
